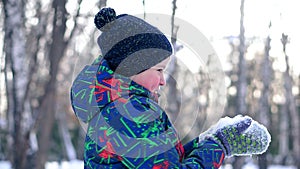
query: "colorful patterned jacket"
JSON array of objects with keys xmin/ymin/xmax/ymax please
[{"xmin": 70, "ymin": 57, "xmax": 225, "ymax": 169}]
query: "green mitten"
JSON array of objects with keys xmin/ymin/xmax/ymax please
[{"xmin": 199, "ymin": 115, "xmax": 271, "ymax": 157}]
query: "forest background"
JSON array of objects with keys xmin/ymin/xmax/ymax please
[{"xmin": 0, "ymin": 0, "xmax": 299, "ymax": 169}]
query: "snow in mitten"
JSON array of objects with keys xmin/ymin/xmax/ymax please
[{"xmin": 199, "ymin": 115, "xmax": 271, "ymax": 157}]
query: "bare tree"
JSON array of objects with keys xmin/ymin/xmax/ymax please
[
  {"xmin": 257, "ymin": 23, "xmax": 272, "ymax": 169},
  {"xmin": 281, "ymin": 33, "xmax": 300, "ymax": 168},
  {"xmin": 233, "ymin": 0, "xmax": 247, "ymax": 168},
  {"xmin": 34, "ymin": 0, "xmax": 73, "ymax": 168},
  {"xmin": 142, "ymin": 0, "xmax": 146, "ymax": 19},
  {"xmin": 165, "ymin": 0, "xmax": 180, "ymax": 118},
  {"xmin": 57, "ymin": 111, "xmax": 76, "ymax": 161},
  {"xmin": 2, "ymin": 0, "xmax": 32, "ymax": 168},
  {"xmin": 97, "ymin": 0, "xmax": 107, "ymax": 9},
  {"xmin": 236, "ymin": 0, "xmax": 247, "ymax": 115}
]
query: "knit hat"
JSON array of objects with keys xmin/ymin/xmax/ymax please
[{"xmin": 94, "ymin": 8, "xmax": 173, "ymax": 77}]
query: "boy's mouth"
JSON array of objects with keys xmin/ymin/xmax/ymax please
[{"xmin": 154, "ymin": 90, "xmax": 161, "ymax": 97}]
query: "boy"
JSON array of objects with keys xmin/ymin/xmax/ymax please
[{"xmin": 71, "ymin": 7, "xmax": 270, "ymax": 169}]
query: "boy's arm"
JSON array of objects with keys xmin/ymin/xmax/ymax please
[{"xmin": 97, "ymin": 102, "xmax": 225, "ymax": 169}]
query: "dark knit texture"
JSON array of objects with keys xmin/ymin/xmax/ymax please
[{"xmin": 94, "ymin": 7, "xmax": 172, "ymax": 77}]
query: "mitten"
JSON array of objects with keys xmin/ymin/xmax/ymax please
[{"xmin": 199, "ymin": 115, "xmax": 271, "ymax": 157}]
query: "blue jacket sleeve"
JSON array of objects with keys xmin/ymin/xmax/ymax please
[
  {"xmin": 183, "ymin": 137, "xmax": 199, "ymax": 156},
  {"xmin": 85, "ymin": 98, "xmax": 225, "ymax": 169},
  {"xmin": 181, "ymin": 139, "xmax": 225, "ymax": 168},
  {"xmin": 109, "ymin": 108, "xmax": 224, "ymax": 168},
  {"xmin": 117, "ymin": 137, "xmax": 225, "ymax": 169}
]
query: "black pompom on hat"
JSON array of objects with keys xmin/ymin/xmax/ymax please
[{"xmin": 94, "ymin": 7, "xmax": 173, "ymax": 77}]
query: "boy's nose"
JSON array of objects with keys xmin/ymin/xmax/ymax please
[{"xmin": 160, "ymin": 76, "xmax": 166, "ymax": 86}]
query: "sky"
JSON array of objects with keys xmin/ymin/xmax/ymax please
[
  {"xmin": 106, "ymin": 0, "xmax": 300, "ymax": 75},
  {"xmin": 107, "ymin": 0, "xmax": 299, "ymax": 37}
]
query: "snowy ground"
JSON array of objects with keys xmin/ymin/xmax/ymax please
[
  {"xmin": 0, "ymin": 160, "xmax": 296, "ymax": 169},
  {"xmin": 220, "ymin": 163, "xmax": 297, "ymax": 169}
]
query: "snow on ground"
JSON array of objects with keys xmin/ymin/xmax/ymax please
[
  {"xmin": 45, "ymin": 160, "xmax": 84, "ymax": 169},
  {"xmin": 0, "ymin": 160, "xmax": 297, "ymax": 169},
  {"xmin": 0, "ymin": 161, "xmax": 10, "ymax": 169},
  {"xmin": 0, "ymin": 160, "xmax": 84, "ymax": 169},
  {"xmin": 220, "ymin": 162, "xmax": 297, "ymax": 169}
]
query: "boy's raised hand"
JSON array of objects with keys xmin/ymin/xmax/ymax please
[{"xmin": 199, "ymin": 115, "xmax": 271, "ymax": 157}]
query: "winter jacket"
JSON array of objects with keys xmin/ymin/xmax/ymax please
[{"xmin": 70, "ymin": 56, "xmax": 225, "ymax": 169}]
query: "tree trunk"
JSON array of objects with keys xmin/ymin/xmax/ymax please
[
  {"xmin": 281, "ymin": 33, "xmax": 300, "ymax": 168},
  {"xmin": 142, "ymin": 0, "xmax": 146, "ymax": 19},
  {"xmin": 165, "ymin": 0, "xmax": 180, "ymax": 119},
  {"xmin": 279, "ymin": 103, "xmax": 289, "ymax": 164},
  {"xmin": 58, "ymin": 111, "xmax": 77, "ymax": 161},
  {"xmin": 4, "ymin": 51, "xmax": 14, "ymax": 164},
  {"xmin": 237, "ymin": 0, "xmax": 246, "ymax": 113},
  {"xmin": 298, "ymin": 74, "xmax": 300, "ymax": 169},
  {"xmin": 236, "ymin": 0, "xmax": 247, "ymax": 115},
  {"xmin": 35, "ymin": 0, "xmax": 68, "ymax": 168},
  {"xmin": 233, "ymin": 0, "xmax": 247, "ymax": 168},
  {"xmin": 2, "ymin": 0, "xmax": 30, "ymax": 168},
  {"xmin": 258, "ymin": 30, "xmax": 272, "ymax": 169},
  {"xmin": 97, "ymin": 0, "xmax": 107, "ymax": 8}
]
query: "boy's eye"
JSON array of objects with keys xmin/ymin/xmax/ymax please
[{"xmin": 157, "ymin": 69, "xmax": 163, "ymax": 72}]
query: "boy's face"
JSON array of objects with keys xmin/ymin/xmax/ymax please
[{"xmin": 131, "ymin": 57, "xmax": 170, "ymax": 93}]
